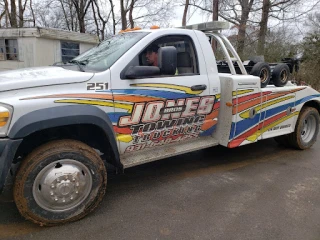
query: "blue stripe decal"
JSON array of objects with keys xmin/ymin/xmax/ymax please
[
  {"xmin": 200, "ymin": 125, "xmax": 217, "ymax": 136},
  {"xmin": 108, "ymin": 112, "xmax": 129, "ymax": 123}
]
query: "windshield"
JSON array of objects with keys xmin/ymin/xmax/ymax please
[{"xmin": 73, "ymin": 32, "xmax": 149, "ymax": 72}]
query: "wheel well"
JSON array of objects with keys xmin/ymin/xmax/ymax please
[
  {"xmin": 13, "ymin": 124, "xmax": 121, "ymax": 169},
  {"xmin": 303, "ymin": 100, "xmax": 320, "ymax": 115}
]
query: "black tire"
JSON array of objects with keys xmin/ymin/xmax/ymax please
[
  {"xmin": 286, "ymin": 107, "xmax": 320, "ymax": 150},
  {"xmin": 250, "ymin": 62, "xmax": 271, "ymax": 88},
  {"xmin": 14, "ymin": 139, "xmax": 107, "ymax": 226},
  {"xmin": 272, "ymin": 63, "xmax": 290, "ymax": 87}
]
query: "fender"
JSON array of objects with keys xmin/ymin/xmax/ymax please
[{"xmin": 8, "ymin": 105, "xmax": 121, "ymax": 167}]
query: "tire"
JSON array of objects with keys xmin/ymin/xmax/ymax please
[
  {"xmin": 287, "ymin": 107, "xmax": 320, "ymax": 150},
  {"xmin": 250, "ymin": 62, "xmax": 271, "ymax": 88},
  {"xmin": 14, "ymin": 139, "xmax": 107, "ymax": 226},
  {"xmin": 271, "ymin": 63, "xmax": 290, "ymax": 87}
]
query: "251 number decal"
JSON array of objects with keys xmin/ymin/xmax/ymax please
[{"xmin": 87, "ymin": 83, "xmax": 109, "ymax": 91}]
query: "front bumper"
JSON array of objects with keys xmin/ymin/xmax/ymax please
[{"xmin": 0, "ymin": 138, "xmax": 22, "ymax": 194}]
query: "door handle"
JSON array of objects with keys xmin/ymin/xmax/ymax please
[{"xmin": 191, "ymin": 85, "xmax": 207, "ymax": 91}]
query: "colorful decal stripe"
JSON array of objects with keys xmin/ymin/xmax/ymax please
[
  {"xmin": 240, "ymin": 95, "xmax": 294, "ymax": 119},
  {"xmin": 247, "ymin": 112, "xmax": 299, "ymax": 141},
  {"xmin": 55, "ymin": 99, "xmax": 133, "ymax": 112},
  {"xmin": 228, "ymin": 111, "xmax": 299, "ymax": 148},
  {"xmin": 22, "ymin": 93, "xmax": 163, "ymax": 103},
  {"xmin": 229, "ymin": 94, "xmax": 320, "ymax": 142},
  {"xmin": 233, "ymin": 90, "xmax": 302, "ymax": 115}
]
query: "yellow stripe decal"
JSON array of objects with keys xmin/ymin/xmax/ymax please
[
  {"xmin": 55, "ymin": 99, "xmax": 133, "ymax": 113},
  {"xmin": 117, "ymin": 134, "xmax": 133, "ymax": 143},
  {"xmin": 246, "ymin": 112, "xmax": 299, "ymax": 142},
  {"xmin": 131, "ymin": 83, "xmax": 203, "ymax": 95},
  {"xmin": 233, "ymin": 89, "xmax": 254, "ymax": 96},
  {"xmin": 240, "ymin": 96, "xmax": 294, "ymax": 119}
]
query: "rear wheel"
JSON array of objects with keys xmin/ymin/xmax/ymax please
[
  {"xmin": 250, "ymin": 62, "xmax": 271, "ymax": 88},
  {"xmin": 277, "ymin": 107, "xmax": 319, "ymax": 150},
  {"xmin": 14, "ymin": 139, "xmax": 107, "ymax": 226}
]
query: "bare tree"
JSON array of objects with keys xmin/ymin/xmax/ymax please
[
  {"xmin": 29, "ymin": 0, "xmax": 36, "ymax": 27},
  {"xmin": 257, "ymin": 0, "xmax": 270, "ymax": 55},
  {"xmin": 212, "ymin": 0, "xmax": 219, "ymax": 51},
  {"xmin": 71, "ymin": 0, "xmax": 93, "ymax": 33},
  {"xmin": 120, "ymin": 0, "xmax": 128, "ymax": 30},
  {"xmin": 182, "ymin": 0, "xmax": 189, "ymax": 26},
  {"xmin": 91, "ymin": 0, "xmax": 112, "ymax": 40},
  {"xmin": 18, "ymin": 0, "xmax": 28, "ymax": 27},
  {"xmin": 3, "ymin": 0, "xmax": 18, "ymax": 27},
  {"xmin": 109, "ymin": 0, "xmax": 116, "ymax": 34}
]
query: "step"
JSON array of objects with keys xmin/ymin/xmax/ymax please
[{"xmin": 121, "ymin": 136, "xmax": 219, "ymax": 169}]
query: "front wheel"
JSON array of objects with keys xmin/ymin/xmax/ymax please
[{"xmin": 14, "ymin": 140, "xmax": 107, "ymax": 226}]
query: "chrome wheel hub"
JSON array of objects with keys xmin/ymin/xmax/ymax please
[
  {"xmin": 301, "ymin": 115, "xmax": 317, "ymax": 144},
  {"xmin": 33, "ymin": 160, "xmax": 92, "ymax": 212}
]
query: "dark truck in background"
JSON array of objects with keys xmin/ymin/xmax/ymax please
[{"xmin": 216, "ymin": 57, "xmax": 300, "ymax": 88}]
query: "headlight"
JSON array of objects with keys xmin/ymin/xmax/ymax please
[{"xmin": 0, "ymin": 104, "xmax": 13, "ymax": 137}]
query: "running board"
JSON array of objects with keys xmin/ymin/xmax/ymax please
[{"xmin": 121, "ymin": 136, "xmax": 219, "ymax": 169}]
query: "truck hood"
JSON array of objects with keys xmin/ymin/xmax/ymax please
[{"xmin": 0, "ymin": 66, "xmax": 94, "ymax": 92}]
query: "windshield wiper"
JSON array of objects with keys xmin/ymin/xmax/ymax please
[{"xmin": 68, "ymin": 60, "xmax": 86, "ymax": 72}]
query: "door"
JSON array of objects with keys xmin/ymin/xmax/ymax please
[
  {"xmin": 227, "ymin": 75, "xmax": 263, "ymax": 148},
  {"xmin": 110, "ymin": 33, "xmax": 218, "ymax": 154}
]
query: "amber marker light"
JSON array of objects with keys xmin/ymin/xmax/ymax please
[
  {"xmin": 226, "ymin": 102, "xmax": 233, "ymax": 107},
  {"xmin": 0, "ymin": 107, "xmax": 10, "ymax": 127},
  {"xmin": 150, "ymin": 25, "xmax": 160, "ymax": 29}
]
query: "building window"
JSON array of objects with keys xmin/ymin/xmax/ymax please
[
  {"xmin": 61, "ymin": 41, "xmax": 80, "ymax": 63},
  {"xmin": 0, "ymin": 39, "xmax": 19, "ymax": 61}
]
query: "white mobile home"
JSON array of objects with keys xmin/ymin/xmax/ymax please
[{"xmin": 0, "ymin": 27, "xmax": 99, "ymax": 71}]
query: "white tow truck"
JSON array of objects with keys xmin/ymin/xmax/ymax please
[{"xmin": 0, "ymin": 22, "xmax": 319, "ymax": 226}]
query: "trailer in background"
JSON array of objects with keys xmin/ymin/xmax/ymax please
[{"xmin": 0, "ymin": 27, "xmax": 98, "ymax": 72}]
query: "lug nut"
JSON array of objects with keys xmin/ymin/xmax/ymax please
[
  {"xmin": 76, "ymin": 182, "xmax": 80, "ymax": 187},
  {"xmin": 50, "ymin": 191, "xmax": 54, "ymax": 196},
  {"xmin": 51, "ymin": 184, "xmax": 55, "ymax": 189},
  {"xmin": 62, "ymin": 198, "xmax": 66, "ymax": 203},
  {"xmin": 70, "ymin": 196, "xmax": 74, "ymax": 200},
  {"xmin": 75, "ymin": 191, "xmax": 79, "ymax": 194},
  {"xmin": 54, "ymin": 197, "xmax": 58, "ymax": 202}
]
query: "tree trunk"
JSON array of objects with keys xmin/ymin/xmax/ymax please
[
  {"xmin": 129, "ymin": 0, "xmax": 135, "ymax": 28},
  {"xmin": 182, "ymin": 0, "xmax": 189, "ymax": 27},
  {"xmin": 18, "ymin": 0, "xmax": 27, "ymax": 27},
  {"xmin": 257, "ymin": 0, "xmax": 270, "ymax": 55},
  {"xmin": 120, "ymin": 0, "xmax": 128, "ymax": 30},
  {"xmin": 91, "ymin": 1, "xmax": 100, "ymax": 39},
  {"xmin": 10, "ymin": 0, "xmax": 18, "ymax": 27},
  {"xmin": 211, "ymin": 0, "xmax": 219, "ymax": 51},
  {"xmin": 30, "ymin": 0, "xmax": 36, "ymax": 27},
  {"xmin": 237, "ymin": 0, "xmax": 254, "ymax": 58},
  {"xmin": 109, "ymin": 0, "xmax": 116, "ymax": 34},
  {"xmin": 60, "ymin": 0, "xmax": 70, "ymax": 31}
]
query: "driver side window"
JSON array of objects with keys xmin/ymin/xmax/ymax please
[{"xmin": 121, "ymin": 34, "xmax": 199, "ymax": 79}]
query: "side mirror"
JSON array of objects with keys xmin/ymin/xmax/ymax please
[
  {"xmin": 158, "ymin": 46, "xmax": 177, "ymax": 75},
  {"xmin": 125, "ymin": 66, "xmax": 160, "ymax": 79}
]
